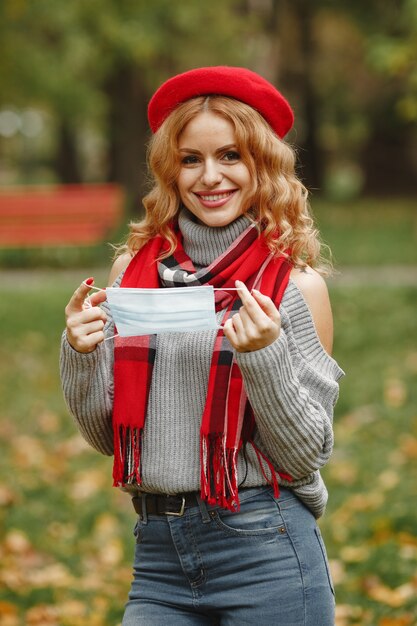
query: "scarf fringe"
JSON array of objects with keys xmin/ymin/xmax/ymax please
[
  {"xmin": 113, "ymin": 425, "xmax": 143, "ymax": 487},
  {"xmin": 251, "ymin": 442, "xmax": 293, "ymax": 498},
  {"xmin": 201, "ymin": 434, "xmax": 239, "ymax": 512},
  {"xmin": 201, "ymin": 435, "xmax": 293, "ymax": 511}
]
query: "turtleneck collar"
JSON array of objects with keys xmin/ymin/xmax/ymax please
[{"xmin": 178, "ymin": 208, "xmax": 252, "ymax": 268}]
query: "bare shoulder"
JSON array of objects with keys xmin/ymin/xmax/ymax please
[
  {"xmin": 107, "ymin": 252, "xmax": 133, "ymax": 286},
  {"xmin": 290, "ymin": 265, "xmax": 329, "ymax": 302},
  {"xmin": 290, "ymin": 266, "xmax": 334, "ymax": 355}
]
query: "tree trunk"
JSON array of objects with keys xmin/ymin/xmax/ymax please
[
  {"xmin": 292, "ymin": 0, "xmax": 323, "ymax": 190},
  {"xmin": 105, "ymin": 65, "xmax": 150, "ymax": 214},
  {"xmin": 361, "ymin": 125, "xmax": 417, "ymax": 195},
  {"xmin": 273, "ymin": 0, "xmax": 323, "ymax": 191},
  {"xmin": 54, "ymin": 120, "xmax": 82, "ymax": 184}
]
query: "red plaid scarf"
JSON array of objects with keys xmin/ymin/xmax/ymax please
[{"xmin": 112, "ymin": 224, "xmax": 292, "ymax": 511}]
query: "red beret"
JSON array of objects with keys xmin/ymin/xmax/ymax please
[{"xmin": 148, "ymin": 66, "xmax": 294, "ymax": 138}]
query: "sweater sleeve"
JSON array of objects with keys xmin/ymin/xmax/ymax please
[
  {"xmin": 59, "ymin": 299, "xmax": 115, "ymax": 456},
  {"xmin": 235, "ymin": 280, "xmax": 344, "ymax": 480}
]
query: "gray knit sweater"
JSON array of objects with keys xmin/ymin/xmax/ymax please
[{"xmin": 60, "ymin": 211, "xmax": 344, "ymax": 518}]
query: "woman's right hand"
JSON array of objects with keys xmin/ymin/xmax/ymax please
[{"xmin": 65, "ymin": 278, "xmax": 108, "ymax": 353}]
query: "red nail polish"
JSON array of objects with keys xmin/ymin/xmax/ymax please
[{"xmin": 85, "ymin": 277, "xmax": 94, "ymax": 285}]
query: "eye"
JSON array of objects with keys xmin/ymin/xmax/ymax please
[
  {"xmin": 222, "ymin": 151, "xmax": 240, "ymax": 162},
  {"xmin": 181, "ymin": 154, "xmax": 200, "ymax": 165}
]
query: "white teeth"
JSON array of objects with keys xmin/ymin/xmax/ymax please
[{"xmin": 200, "ymin": 192, "xmax": 233, "ymax": 201}]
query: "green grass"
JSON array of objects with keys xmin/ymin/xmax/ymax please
[{"xmin": 313, "ymin": 197, "xmax": 417, "ymax": 267}]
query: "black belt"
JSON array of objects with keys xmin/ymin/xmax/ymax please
[{"xmin": 132, "ymin": 492, "xmax": 200, "ymax": 517}]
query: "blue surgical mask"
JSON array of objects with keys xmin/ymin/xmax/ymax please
[{"xmin": 106, "ymin": 286, "xmax": 219, "ymax": 336}]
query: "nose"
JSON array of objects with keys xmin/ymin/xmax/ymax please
[{"xmin": 200, "ymin": 159, "xmax": 222, "ymax": 187}]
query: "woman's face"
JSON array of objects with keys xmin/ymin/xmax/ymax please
[{"xmin": 177, "ymin": 111, "xmax": 253, "ymax": 228}]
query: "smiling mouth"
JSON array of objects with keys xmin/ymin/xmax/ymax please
[{"xmin": 195, "ymin": 191, "xmax": 236, "ymax": 201}]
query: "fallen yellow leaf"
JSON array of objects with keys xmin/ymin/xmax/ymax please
[
  {"xmin": 399, "ymin": 434, "xmax": 417, "ymax": 459},
  {"xmin": 377, "ymin": 469, "xmax": 400, "ymax": 491},
  {"xmin": 364, "ymin": 576, "xmax": 416, "ymax": 608},
  {"xmin": 0, "ymin": 483, "xmax": 16, "ymax": 506},
  {"xmin": 25, "ymin": 605, "xmax": 59, "ymax": 626},
  {"xmin": 379, "ymin": 615, "xmax": 414, "ymax": 626},
  {"xmin": 4, "ymin": 529, "xmax": 32, "ymax": 554},
  {"xmin": 27, "ymin": 563, "xmax": 74, "ymax": 588},
  {"xmin": 384, "ymin": 377, "xmax": 407, "ymax": 408},
  {"xmin": 0, "ymin": 600, "xmax": 18, "ymax": 616},
  {"xmin": 70, "ymin": 468, "xmax": 106, "ymax": 501},
  {"xmin": 340, "ymin": 545, "xmax": 370, "ymax": 563}
]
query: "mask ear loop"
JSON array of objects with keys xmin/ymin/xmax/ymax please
[
  {"xmin": 83, "ymin": 284, "xmax": 243, "ymax": 292},
  {"xmin": 82, "ymin": 281, "xmax": 119, "ymax": 341},
  {"xmin": 82, "ymin": 281, "xmax": 105, "ymax": 310},
  {"xmin": 83, "ymin": 284, "xmax": 243, "ymax": 291},
  {"xmin": 82, "ymin": 281, "xmax": 105, "ymax": 291}
]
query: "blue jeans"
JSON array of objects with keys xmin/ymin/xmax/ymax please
[{"xmin": 122, "ymin": 487, "xmax": 335, "ymax": 625}]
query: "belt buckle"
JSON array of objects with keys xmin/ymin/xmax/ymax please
[{"xmin": 164, "ymin": 496, "xmax": 186, "ymax": 517}]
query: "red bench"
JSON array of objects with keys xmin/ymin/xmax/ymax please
[{"xmin": 0, "ymin": 183, "xmax": 125, "ymax": 247}]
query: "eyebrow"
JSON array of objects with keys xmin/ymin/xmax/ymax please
[{"xmin": 178, "ymin": 143, "xmax": 238, "ymax": 154}]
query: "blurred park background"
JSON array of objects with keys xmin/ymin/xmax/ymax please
[{"xmin": 0, "ymin": 1, "xmax": 416, "ymax": 625}]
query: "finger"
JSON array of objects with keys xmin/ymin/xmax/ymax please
[
  {"xmin": 66, "ymin": 316, "xmax": 105, "ymax": 346},
  {"xmin": 67, "ymin": 307, "xmax": 107, "ymax": 331},
  {"xmin": 67, "ymin": 329, "xmax": 105, "ymax": 353},
  {"xmin": 82, "ymin": 280, "xmax": 107, "ymax": 302},
  {"xmin": 82, "ymin": 319, "xmax": 106, "ymax": 335},
  {"xmin": 225, "ymin": 313, "xmax": 255, "ymax": 353},
  {"xmin": 66, "ymin": 278, "xmax": 97, "ymax": 316},
  {"xmin": 83, "ymin": 290, "xmax": 107, "ymax": 309},
  {"xmin": 235, "ymin": 280, "xmax": 255, "ymax": 305},
  {"xmin": 229, "ymin": 311, "xmax": 248, "ymax": 343},
  {"xmin": 235, "ymin": 280, "xmax": 270, "ymax": 325},
  {"xmin": 85, "ymin": 330, "xmax": 105, "ymax": 349},
  {"xmin": 67, "ymin": 322, "xmax": 103, "ymax": 346},
  {"xmin": 223, "ymin": 318, "xmax": 238, "ymax": 346},
  {"xmin": 252, "ymin": 289, "xmax": 280, "ymax": 322},
  {"xmin": 66, "ymin": 281, "xmax": 107, "ymax": 318},
  {"xmin": 238, "ymin": 306, "xmax": 258, "ymax": 333},
  {"xmin": 237, "ymin": 306, "xmax": 276, "ymax": 346},
  {"xmin": 89, "ymin": 330, "xmax": 105, "ymax": 346}
]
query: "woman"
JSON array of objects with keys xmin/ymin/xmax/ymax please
[{"xmin": 61, "ymin": 66, "xmax": 344, "ymax": 625}]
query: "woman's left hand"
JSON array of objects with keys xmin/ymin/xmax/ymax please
[{"xmin": 223, "ymin": 280, "xmax": 281, "ymax": 353}]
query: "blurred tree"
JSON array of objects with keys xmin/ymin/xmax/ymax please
[
  {"xmin": 260, "ymin": 0, "xmax": 417, "ymax": 194},
  {"xmin": 356, "ymin": 0, "xmax": 417, "ymax": 193},
  {"xmin": 316, "ymin": 0, "xmax": 417, "ymax": 194},
  {"xmin": 242, "ymin": 0, "xmax": 325, "ymax": 190},
  {"xmin": 0, "ymin": 1, "xmax": 106, "ymax": 183}
]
